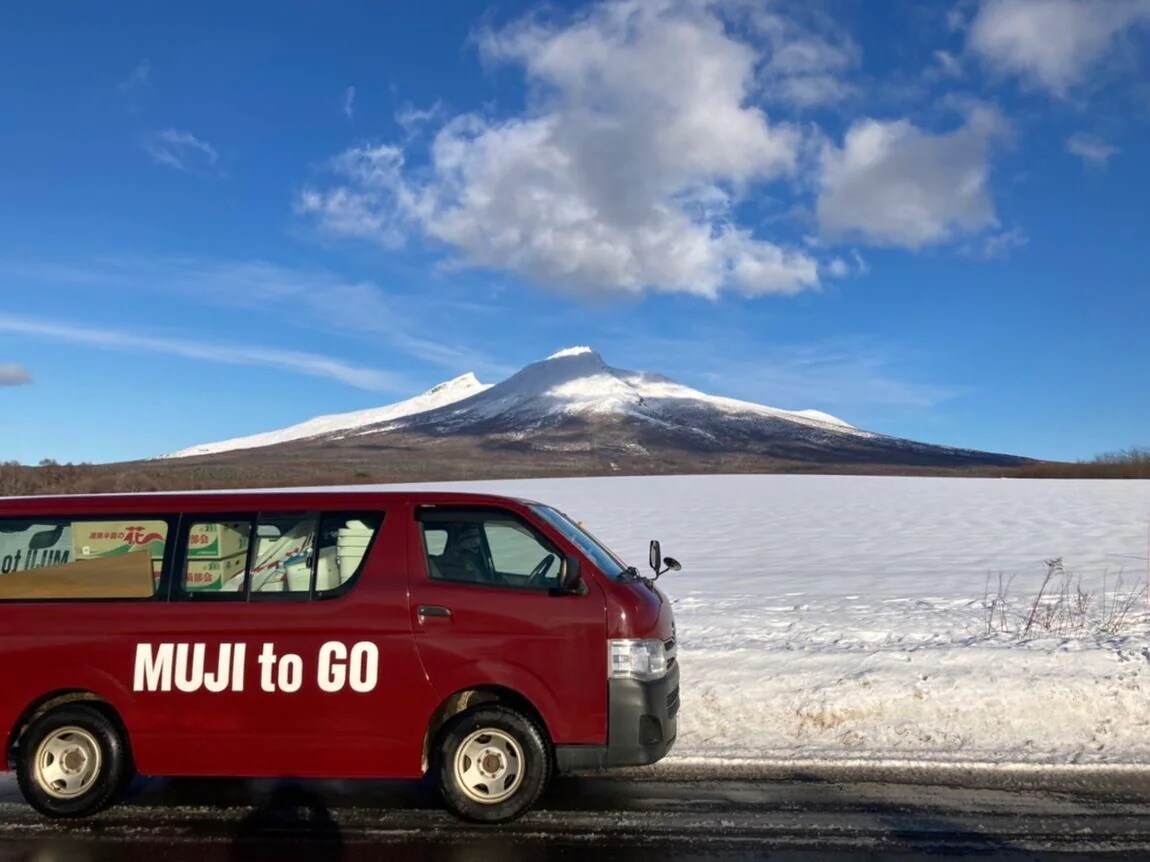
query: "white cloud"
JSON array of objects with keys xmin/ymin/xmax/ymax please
[
  {"xmin": 342, "ymin": 86, "xmax": 356, "ymax": 119},
  {"xmin": 817, "ymin": 107, "xmax": 1006, "ymax": 249},
  {"xmin": 118, "ymin": 60, "xmax": 150, "ymax": 92},
  {"xmin": 1067, "ymin": 133, "xmax": 1120, "ymax": 168},
  {"xmin": 298, "ymin": 0, "xmax": 821, "ymax": 298},
  {"xmin": 734, "ymin": 3, "xmax": 861, "ymax": 107},
  {"xmin": 824, "ymin": 250, "xmax": 869, "ymax": 279},
  {"xmin": 976, "ymin": 226, "xmax": 1028, "ymax": 259},
  {"xmin": 144, "ymin": 129, "xmax": 219, "ymax": 174},
  {"xmin": 395, "ymin": 101, "xmax": 445, "ymax": 137},
  {"xmin": 968, "ymin": 0, "xmax": 1150, "ymax": 95},
  {"xmin": 933, "ymin": 49, "xmax": 963, "ymax": 77},
  {"xmin": 0, "ymin": 314, "xmax": 407, "ymax": 392},
  {"xmin": 0, "ymin": 364, "xmax": 31, "ymax": 386}
]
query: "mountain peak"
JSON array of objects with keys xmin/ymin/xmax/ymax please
[
  {"xmin": 547, "ymin": 346, "xmax": 599, "ymax": 360},
  {"xmin": 427, "ymin": 372, "xmax": 482, "ymax": 395}
]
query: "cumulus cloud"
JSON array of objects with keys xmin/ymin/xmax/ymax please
[
  {"xmin": 968, "ymin": 0, "xmax": 1150, "ymax": 95},
  {"xmin": 1067, "ymin": 133, "xmax": 1120, "ymax": 168},
  {"xmin": 0, "ymin": 364, "xmax": 31, "ymax": 386},
  {"xmin": 817, "ymin": 107, "xmax": 1007, "ymax": 249},
  {"xmin": 144, "ymin": 129, "xmax": 219, "ymax": 174},
  {"xmin": 298, "ymin": 0, "xmax": 824, "ymax": 298}
]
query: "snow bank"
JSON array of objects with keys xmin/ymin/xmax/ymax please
[{"xmin": 389, "ymin": 474, "xmax": 1150, "ymax": 767}]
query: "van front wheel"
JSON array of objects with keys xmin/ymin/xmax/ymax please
[
  {"xmin": 16, "ymin": 705, "xmax": 129, "ymax": 819},
  {"xmin": 436, "ymin": 705, "xmax": 551, "ymax": 823}
]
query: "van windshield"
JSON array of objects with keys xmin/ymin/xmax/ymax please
[{"xmin": 529, "ymin": 505, "xmax": 630, "ymax": 578}]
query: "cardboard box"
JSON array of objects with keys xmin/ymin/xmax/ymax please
[
  {"xmin": 184, "ymin": 552, "xmax": 248, "ymax": 591},
  {"xmin": 187, "ymin": 522, "xmax": 250, "ymax": 560},
  {"xmin": 0, "ymin": 550, "xmax": 155, "ymax": 599}
]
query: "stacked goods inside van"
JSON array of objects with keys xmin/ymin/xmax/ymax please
[
  {"xmin": 0, "ymin": 520, "xmax": 160, "ymax": 598},
  {"xmin": 72, "ymin": 521, "xmax": 168, "ymax": 582},
  {"xmin": 187, "ymin": 522, "xmax": 249, "ymax": 591}
]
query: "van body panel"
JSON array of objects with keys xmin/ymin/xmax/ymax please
[{"xmin": 0, "ymin": 489, "xmax": 676, "ymax": 791}]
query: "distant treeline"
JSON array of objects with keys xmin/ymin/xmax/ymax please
[
  {"xmin": 2, "ymin": 448, "xmax": 1149, "ymax": 497},
  {"xmin": 1009, "ymin": 447, "xmax": 1150, "ymax": 480}
]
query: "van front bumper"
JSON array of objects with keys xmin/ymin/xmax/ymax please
[{"xmin": 554, "ymin": 663, "xmax": 679, "ymax": 773}]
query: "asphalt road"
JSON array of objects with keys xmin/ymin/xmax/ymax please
[{"xmin": 1, "ymin": 766, "xmax": 1150, "ymax": 861}]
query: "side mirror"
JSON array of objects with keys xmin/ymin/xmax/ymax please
[
  {"xmin": 554, "ymin": 555, "xmax": 587, "ymax": 596},
  {"xmin": 663, "ymin": 557, "xmax": 681, "ymax": 572},
  {"xmin": 649, "ymin": 540, "xmax": 662, "ymax": 574}
]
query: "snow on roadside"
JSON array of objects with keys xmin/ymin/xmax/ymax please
[{"xmin": 383, "ymin": 473, "xmax": 1150, "ymax": 767}]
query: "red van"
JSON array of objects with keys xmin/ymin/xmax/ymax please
[{"xmin": 0, "ymin": 489, "xmax": 679, "ymax": 823}]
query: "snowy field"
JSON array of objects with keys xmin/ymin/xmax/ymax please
[{"xmin": 382, "ymin": 474, "xmax": 1150, "ymax": 769}]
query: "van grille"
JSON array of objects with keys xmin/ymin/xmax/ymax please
[{"xmin": 666, "ymin": 686, "xmax": 680, "ymax": 719}]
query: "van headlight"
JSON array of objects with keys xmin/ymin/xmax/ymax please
[{"xmin": 608, "ymin": 639, "xmax": 667, "ymax": 681}]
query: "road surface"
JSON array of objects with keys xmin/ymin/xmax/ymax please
[{"xmin": 1, "ymin": 765, "xmax": 1149, "ymax": 860}]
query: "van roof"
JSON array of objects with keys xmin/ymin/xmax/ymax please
[{"xmin": 0, "ymin": 486, "xmax": 545, "ymax": 515}]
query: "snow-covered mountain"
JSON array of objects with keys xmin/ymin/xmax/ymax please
[
  {"xmin": 162, "ymin": 347, "xmax": 1026, "ymax": 470},
  {"xmin": 163, "ymin": 372, "xmax": 489, "ymax": 458}
]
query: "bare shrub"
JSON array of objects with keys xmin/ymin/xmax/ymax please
[{"xmin": 982, "ymin": 557, "xmax": 1146, "ymax": 640}]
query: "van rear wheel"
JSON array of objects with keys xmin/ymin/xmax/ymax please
[
  {"xmin": 436, "ymin": 705, "xmax": 551, "ymax": 823},
  {"xmin": 16, "ymin": 704, "xmax": 130, "ymax": 819}
]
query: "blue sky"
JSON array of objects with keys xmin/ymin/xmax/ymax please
[{"xmin": 1, "ymin": 0, "xmax": 1148, "ymax": 465}]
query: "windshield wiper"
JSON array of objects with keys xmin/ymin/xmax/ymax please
[{"xmin": 620, "ymin": 565, "xmax": 641, "ymax": 581}]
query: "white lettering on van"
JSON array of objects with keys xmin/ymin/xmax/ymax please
[
  {"xmin": 174, "ymin": 643, "xmax": 205, "ymax": 692},
  {"xmin": 134, "ymin": 643, "xmax": 174, "ymax": 692},
  {"xmin": 132, "ymin": 641, "xmax": 378, "ymax": 693},
  {"xmin": 349, "ymin": 641, "xmax": 379, "ymax": 693},
  {"xmin": 317, "ymin": 641, "xmax": 347, "ymax": 692},
  {"xmin": 277, "ymin": 654, "xmax": 303, "ymax": 693},
  {"xmin": 205, "ymin": 643, "xmax": 246, "ymax": 693}
]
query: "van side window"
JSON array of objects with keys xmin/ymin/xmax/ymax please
[
  {"xmin": 250, "ymin": 514, "xmax": 319, "ymax": 594},
  {"xmin": 0, "ymin": 517, "xmax": 167, "ymax": 600},
  {"xmin": 420, "ymin": 510, "xmax": 561, "ymax": 591},
  {"xmin": 314, "ymin": 513, "xmax": 381, "ymax": 595},
  {"xmin": 178, "ymin": 512, "xmax": 382, "ymax": 599}
]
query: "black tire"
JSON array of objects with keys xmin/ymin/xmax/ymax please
[
  {"xmin": 435, "ymin": 705, "xmax": 551, "ymax": 824},
  {"xmin": 16, "ymin": 704, "xmax": 130, "ymax": 818}
]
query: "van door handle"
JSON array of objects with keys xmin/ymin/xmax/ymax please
[{"xmin": 417, "ymin": 605, "xmax": 452, "ymax": 621}]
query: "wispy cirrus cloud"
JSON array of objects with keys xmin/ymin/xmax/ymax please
[
  {"xmin": 342, "ymin": 86, "xmax": 356, "ymax": 119},
  {"xmin": 724, "ymin": 339, "xmax": 962, "ymax": 413},
  {"xmin": 0, "ymin": 364, "xmax": 31, "ymax": 386},
  {"xmin": 0, "ymin": 313, "xmax": 407, "ymax": 392},
  {"xmin": 621, "ymin": 332, "xmax": 961, "ymax": 419},
  {"xmin": 1, "ymin": 256, "xmax": 505, "ymax": 378},
  {"xmin": 118, "ymin": 59, "xmax": 151, "ymax": 92},
  {"xmin": 144, "ymin": 129, "xmax": 219, "ymax": 174},
  {"xmin": 1066, "ymin": 133, "xmax": 1120, "ymax": 169}
]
